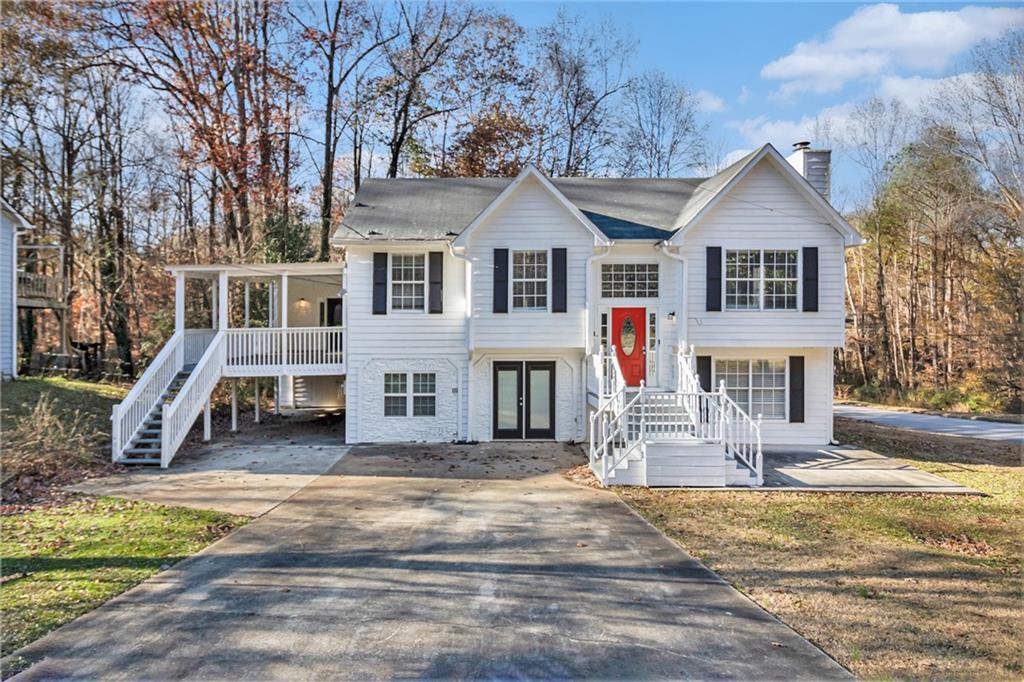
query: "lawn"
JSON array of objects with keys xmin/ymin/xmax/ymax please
[
  {"xmin": 1, "ymin": 496, "xmax": 247, "ymax": 665},
  {"xmin": 616, "ymin": 420, "xmax": 1023, "ymax": 680},
  {"xmin": 1, "ymin": 377, "xmax": 129, "ymax": 504}
]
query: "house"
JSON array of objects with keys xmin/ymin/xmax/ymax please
[
  {"xmin": 111, "ymin": 142, "xmax": 865, "ymax": 487},
  {"xmin": 1, "ymin": 199, "xmax": 69, "ymax": 380}
]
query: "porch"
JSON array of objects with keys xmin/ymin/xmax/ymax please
[{"xmin": 111, "ymin": 262, "xmax": 346, "ymax": 468}]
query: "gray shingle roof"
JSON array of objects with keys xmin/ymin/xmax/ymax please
[{"xmin": 335, "ymin": 147, "xmax": 769, "ymax": 243}]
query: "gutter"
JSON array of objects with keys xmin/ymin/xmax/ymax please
[
  {"xmin": 656, "ymin": 242, "xmax": 688, "ymax": 351},
  {"xmin": 447, "ymin": 241, "xmax": 473, "ymax": 441},
  {"xmin": 584, "ymin": 243, "xmax": 614, "ymax": 354}
]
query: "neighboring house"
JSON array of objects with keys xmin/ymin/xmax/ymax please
[
  {"xmin": 1, "ymin": 199, "xmax": 32, "ymax": 379},
  {"xmin": 111, "ymin": 142, "xmax": 864, "ymax": 487}
]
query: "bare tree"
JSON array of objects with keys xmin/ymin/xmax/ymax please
[{"xmin": 616, "ymin": 70, "xmax": 706, "ymax": 177}]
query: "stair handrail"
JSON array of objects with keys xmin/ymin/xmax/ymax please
[
  {"xmin": 160, "ymin": 331, "xmax": 226, "ymax": 467},
  {"xmin": 716, "ymin": 380, "xmax": 763, "ymax": 484},
  {"xmin": 111, "ymin": 329, "xmax": 184, "ymax": 461}
]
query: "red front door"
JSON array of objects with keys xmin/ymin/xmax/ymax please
[{"xmin": 611, "ymin": 307, "xmax": 646, "ymax": 386}]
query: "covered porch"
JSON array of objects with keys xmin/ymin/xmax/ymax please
[{"xmin": 169, "ymin": 262, "xmax": 346, "ymax": 378}]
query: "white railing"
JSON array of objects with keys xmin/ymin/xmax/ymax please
[
  {"xmin": 17, "ymin": 271, "xmax": 63, "ymax": 300},
  {"xmin": 717, "ymin": 382, "xmax": 763, "ymax": 485},
  {"xmin": 224, "ymin": 326, "xmax": 344, "ymax": 374},
  {"xmin": 184, "ymin": 329, "xmax": 217, "ymax": 365},
  {"xmin": 111, "ymin": 330, "xmax": 184, "ymax": 461},
  {"xmin": 589, "ymin": 382, "xmax": 645, "ymax": 481},
  {"xmin": 161, "ymin": 331, "xmax": 226, "ymax": 467}
]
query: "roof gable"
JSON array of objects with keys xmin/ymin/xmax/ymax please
[
  {"xmin": 452, "ymin": 165, "xmax": 610, "ymax": 248},
  {"xmin": 666, "ymin": 145, "xmax": 865, "ymax": 247}
]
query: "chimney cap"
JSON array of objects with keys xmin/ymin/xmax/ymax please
[{"xmin": 793, "ymin": 141, "xmax": 811, "ymax": 151}]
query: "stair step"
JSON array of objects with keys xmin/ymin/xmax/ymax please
[
  {"xmin": 124, "ymin": 447, "xmax": 161, "ymax": 456},
  {"xmin": 139, "ymin": 427, "xmax": 162, "ymax": 435},
  {"xmin": 132, "ymin": 437, "xmax": 162, "ymax": 444}
]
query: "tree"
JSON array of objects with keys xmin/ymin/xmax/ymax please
[
  {"xmin": 533, "ymin": 9, "xmax": 634, "ymax": 176},
  {"xmin": 616, "ymin": 70, "xmax": 706, "ymax": 177}
]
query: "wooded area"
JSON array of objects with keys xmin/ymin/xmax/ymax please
[{"xmin": 1, "ymin": 3, "xmax": 1020, "ymax": 412}]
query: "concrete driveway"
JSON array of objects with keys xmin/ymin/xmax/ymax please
[
  {"xmin": 13, "ymin": 443, "xmax": 847, "ymax": 680},
  {"xmin": 835, "ymin": 404, "xmax": 1024, "ymax": 444}
]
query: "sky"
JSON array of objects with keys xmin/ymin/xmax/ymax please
[{"xmin": 494, "ymin": 1, "xmax": 1024, "ymax": 208}]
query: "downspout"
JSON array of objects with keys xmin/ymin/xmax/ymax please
[
  {"xmin": 583, "ymin": 243, "xmax": 613, "ymax": 441},
  {"xmin": 448, "ymin": 241, "xmax": 473, "ymax": 441}
]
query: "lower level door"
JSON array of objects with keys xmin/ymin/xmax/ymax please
[{"xmin": 492, "ymin": 361, "xmax": 556, "ymax": 439}]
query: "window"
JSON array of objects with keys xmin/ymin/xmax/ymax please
[
  {"xmin": 384, "ymin": 373, "xmax": 407, "ymax": 416},
  {"xmin": 647, "ymin": 312, "xmax": 657, "ymax": 381},
  {"xmin": 383, "ymin": 372, "xmax": 436, "ymax": 417},
  {"xmin": 391, "ymin": 254, "xmax": 425, "ymax": 311},
  {"xmin": 412, "ymin": 372, "xmax": 436, "ymax": 416},
  {"xmin": 725, "ymin": 249, "xmax": 798, "ymax": 310},
  {"xmin": 601, "ymin": 263, "xmax": 659, "ymax": 298},
  {"xmin": 715, "ymin": 359, "xmax": 787, "ymax": 419},
  {"xmin": 600, "ymin": 312, "xmax": 609, "ymax": 350},
  {"xmin": 512, "ymin": 250, "xmax": 547, "ymax": 310}
]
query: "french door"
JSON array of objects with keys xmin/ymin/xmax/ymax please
[{"xmin": 493, "ymin": 361, "xmax": 556, "ymax": 439}]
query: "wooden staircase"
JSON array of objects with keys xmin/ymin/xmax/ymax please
[{"xmin": 120, "ymin": 365, "xmax": 195, "ymax": 465}]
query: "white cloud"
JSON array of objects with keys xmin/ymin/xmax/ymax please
[
  {"xmin": 761, "ymin": 4, "xmax": 1024, "ymax": 94},
  {"xmin": 737, "ymin": 86, "xmax": 750, "ymax": 105},
  {"xmin": 695, "ymin": 89, "xmax": 726, "ymax": 112},
  {"xmin": 728, "ymin": 102, "xmax": 856, "ymax": 149}
]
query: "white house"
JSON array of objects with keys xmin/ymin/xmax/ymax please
[
  {"xmin": 110, "ymin": 142, "xmax": 864, "ymax": 487},
  {"xmin": 1, "ymin": 199, "xmax": 32, "ymax": 379}
]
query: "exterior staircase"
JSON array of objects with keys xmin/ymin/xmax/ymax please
[
  {"xmin": 587, "ymin": 345, "xmax": 763, "ymax": 488},
  {"xmin": 120, "ymin": 366, "xmax": 194, "ymax": 464}
]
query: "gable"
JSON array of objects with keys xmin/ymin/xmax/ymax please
[
  {"xmin": 456, "ymin": 170, "xmax": 608, "ymax": 248},
  {"xmin": 667, "ymin": 146, "xmax": 864, "ymax": 247}
]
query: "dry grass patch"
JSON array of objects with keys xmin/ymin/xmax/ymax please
[{"xmin": 616, "ymin": 421, "xmax": 1023, "ymax": 680}]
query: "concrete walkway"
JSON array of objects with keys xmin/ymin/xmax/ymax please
[
  {"xmin": 835, "ymin": 404, "xmax": 1024, "ymax": 444},
  {"xmin": 764, "ymin": 446, "xmax": 977, "ymax": 493},
  {"xmin": 13, "ymin": 443, "xmax": 848, "ymax": 680}
]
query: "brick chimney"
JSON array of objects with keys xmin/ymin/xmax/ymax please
[{"xmin": 786, "ymin": 141, "xmax": 831, "ymax": 201}]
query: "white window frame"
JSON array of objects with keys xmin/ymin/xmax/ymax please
[
  {"xmin": 383, "ymin": 372, "xmax": 408, "ymax": 417},
  {"xmin": 412, "ymin": 372, "xmax": 437, "ymax": 417},
  {"xmin": 723, "ymin": 249, "xmax": 800, "ymax": 311},
  {"xmin": 510, "ymin": 248, "xmax": 551, "ymax": 312},
  {"xmin": 388, "ymin": 252, "xmax": 428, "ymax": 313},
  {"xmin": 712, "ymin": 357, "xmax": 788, "ymax": 421},
  {"xmin": 600, "ymin": 262, "xmax": 660, "ymax": 299}
]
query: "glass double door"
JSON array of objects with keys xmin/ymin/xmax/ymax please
[{"xmin": 493, "ymin": 361, "xmax": 556, "ymax": 439}]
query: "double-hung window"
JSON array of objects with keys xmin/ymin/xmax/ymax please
[
  {"xmin": 715, "ymin": 359, "xmax": 787, "ymax": 419},
  {"xmin": 512, "ymin": 250, "xmax": 548, "ymax": 311},
  {"xmin": 383, "ymin": 371, "xmax": 437, "ymax": 417},
  {"xmin": 391, "ymin": 254, "xmax": 426, "ymax": 311},
  {"xmin": 724, "ymin": 249, "xmax": 798, "ymax": 310}
]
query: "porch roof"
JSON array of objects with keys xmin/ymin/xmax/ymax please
[{"xmin": 166, "ymin": 262, "xmax": 343, "ymax": 279}]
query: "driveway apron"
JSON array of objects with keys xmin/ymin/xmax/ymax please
[{"xmin": 12, "ymin": 442, "xmax": 849, "ymax": 680}]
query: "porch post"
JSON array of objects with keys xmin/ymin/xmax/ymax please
[
  {"xmin": 275, "ymin": 378, "xmax": 281, "ymax": 414},
  {"xmin": 244, "ymin": 281, "xmax": 251, "ymax": 328},
  {"xmin": 254, "ymin": 379, "xmax": 261, "ymax": 423},
  {"xmin": 231, "ymin": 379, "xmax": 238, "ymax": 432},
  {"xmin": 175, "ymin": 272, "xmax": 186, "ymax": 333},
  {"xmin": 203, "ymin": 397, "xmax": 211, "ymax": 441},
  {"xmin": 280, "ymin": 272, "xmax": 289, "ymax": 385},
  {"xmin": 218, "ymin": 271, "xmax": 229, "ymax": 330},
  {"xmin": 210, "ymin": 279, "xmax": 217, "ymax": 329}
]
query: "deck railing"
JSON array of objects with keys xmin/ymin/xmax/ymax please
[
  {"xmin": 161, "ymin": 332, "xmax": 226, "ymax": 467},
  {"xmin": 224, "ymin": 326, "xmax": 344, "ymax": 374},
  {"xmin": 17, "ymin": 271, "xmax": 63, "ymax": 301},
  {"xmin": 111, "ymin": 330, "xmax": 184, "ymax": 461}
]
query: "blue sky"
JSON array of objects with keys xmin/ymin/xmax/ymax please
[{"xmin": 495, "ymin": 2, "xmax": 1024, "ymax": 206}]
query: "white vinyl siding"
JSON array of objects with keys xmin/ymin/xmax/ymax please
[
  {"xmin": 467, "ymin": 176, "xmax": 592, "ymax": 349},
  {"xmin": 0, "ymin": 213, "xmax": 14, "ymax": 377},
  {"xmin": 685, "ymin": 159, "xmax": 846, "ymax": 347}
]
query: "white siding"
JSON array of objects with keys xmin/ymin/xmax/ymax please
[
  {"xmin": 701, "ymin": 346, "xmax": 833, "ymax": 445},
  {"xmin": 467, "ymin": 177, "xmax": 594, "ymax": 350},
  {"xmin": 344, "ymin": 245, "xmax": 468, "ymax": 443},
  {"xmin": 683, "ymin": 160, "xmax": 846, "ymax": 348},
  {"xmin": 0, "ymin": 211, "xmax": 15, "ymax": 378}
]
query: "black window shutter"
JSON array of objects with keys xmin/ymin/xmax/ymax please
[
  {"xmin": 803, "ymin": 247, "xmax": 818, "ymax": 312},
  {"xmin": 552, "ymin": 248, "xmax": 567, "ymax": 313},
  {"xmin": 493, "ymin": 248, "xmax": 509, "ymax": 313},
  {"xmin": 696, "ymin": 356, "xmax": 712, "ymax": 393},
  {"xmin": 372, "ymin": 252, "xmax": 388, "ymax": 315},
  {"xmin": 428, "ymin": 251, "xmax": 443, "ymax": 313},
  {"xmin": 789, "ymin": 355, "xmax": 805, "ymax": 423},
  {"xmin": 706, "ymin": 247, "xmax": 722, "ymax": 311}
]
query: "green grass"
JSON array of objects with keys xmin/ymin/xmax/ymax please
[
  {"xmin": 1, "ymin": 496, "xmax": 248, "ymax": 659},
  {"xmin": 1, "ymin": 376, "xmax": 127, "ymax": 430},
  {"xmin": 616, "ymin": 421, "xmax": 1023, "ymax": 680}
]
